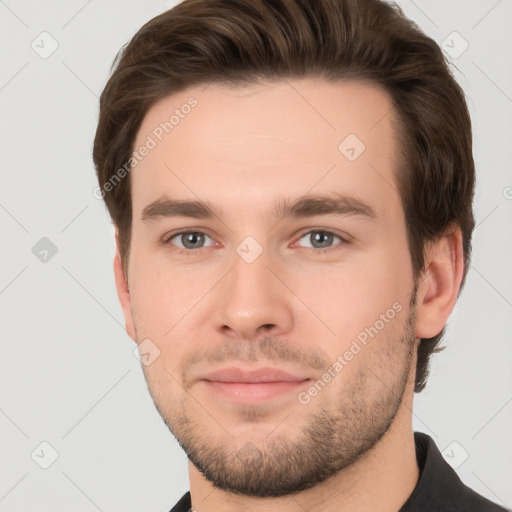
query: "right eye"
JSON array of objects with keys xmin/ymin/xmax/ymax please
[{"xmin": 164, "ymin": 231, "xmax": 216, "ymax": 253}]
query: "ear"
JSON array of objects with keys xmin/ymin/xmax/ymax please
[
  {"xmin": 415, "ymin": 224, "xmax": 465, "ymax": 339},
  {"xmin": 113, "ymin": 228, "xmax": 136, "ymax": 342}
]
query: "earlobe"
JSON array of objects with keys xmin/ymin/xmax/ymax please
[
  {"xmin": 113, "ymin": 230, "xmax": 136, "ymax": 342},
  {"xmin": 414, "ymin": 225, "xmax": 465, "ymax": 339}
]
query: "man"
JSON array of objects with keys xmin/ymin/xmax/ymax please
[{"xmin": 93, "ymin": 0, "xmax": 508, "ymax": 510}]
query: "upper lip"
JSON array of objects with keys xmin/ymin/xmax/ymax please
[{"xmin": 201, "ymin": 367, "xmax": 310, "ymax": 383}]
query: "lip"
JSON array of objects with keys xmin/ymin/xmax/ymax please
[
  {"xmin": 201, "ymin": 367, "xmax": 309, "ymax": 383},
  {"xmin": 200, "ymin": 367, "xmax": 311, "ymax": 403}
]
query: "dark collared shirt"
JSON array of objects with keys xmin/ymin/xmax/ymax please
[{"xmin": 170, "ymin": 431, "xmax": 509, "ymax": 511}]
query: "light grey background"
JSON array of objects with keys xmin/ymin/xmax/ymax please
[{"xmin": 1, "ymin": 1, "xmax": 511, "ymax": 511}]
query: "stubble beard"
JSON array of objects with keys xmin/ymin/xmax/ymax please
[{"xmin": 142, "ymin": 299, "xmax": 417, "ymax": 498}]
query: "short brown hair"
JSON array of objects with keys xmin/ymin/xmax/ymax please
[{"xmin": 93, "ymin": 0, "xmax": 475, "ymax": 393}]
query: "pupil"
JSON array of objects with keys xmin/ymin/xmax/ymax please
[
  {"xmin": 312, "ymin": 232, "xmax": 332, "ymax": 248},
  {"xmin": 183, "ymin": 232, "xmax": 203, "ymax": 249}
]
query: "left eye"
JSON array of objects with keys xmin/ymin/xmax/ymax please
[{"xmin": 296, "ymin": 230, "xmax": 344, "ymax": 250}]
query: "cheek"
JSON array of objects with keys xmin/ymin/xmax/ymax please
[
  {"xmin": 288, "ymin": 249, "xmax": 410, "ymax": 349},
  {"xmin": 127, "ymin": 240, "xmax": 209, "ymax": 330}
]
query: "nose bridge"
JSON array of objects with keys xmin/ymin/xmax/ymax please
[
  {"xmin": 231, "ymin": 242, "xmax": 272, "ymax": 300},
  {"xmin": 213, "ymin": 238, "xmax": 294, "ymax": 338}
]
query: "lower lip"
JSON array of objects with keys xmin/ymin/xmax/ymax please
[{"xmin": 203, "ymin": 380, "xmax": 310, "ymax": 402}]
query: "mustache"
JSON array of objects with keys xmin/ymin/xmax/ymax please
[{"xmin": 180, "ymin": 336, "xmax": 329, "ymax": 383}]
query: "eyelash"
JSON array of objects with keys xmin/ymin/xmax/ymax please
[{"xmin": 163, "ymin": 229, "xmax": 349, "ymax": 256}]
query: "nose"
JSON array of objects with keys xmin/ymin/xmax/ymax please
[{"xmin": 213, "ymin": 246, "xmax": 294, "ymax": 341}]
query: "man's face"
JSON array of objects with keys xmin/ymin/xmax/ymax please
[{"xmin": 122, "ymin": 78, "xmax": 419, "ymax": 496}]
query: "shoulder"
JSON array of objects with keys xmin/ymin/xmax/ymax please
[
  {"xmin": 400, "ymin": 432, "xmax": 509, "ymax": 512},
  {"xmin": 169, "ymin": 491, "xmax": 191, "ymax": 512}
]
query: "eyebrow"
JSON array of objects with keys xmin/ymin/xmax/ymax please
[{"xmin": 141, "ymin": 193, "xmax": 377, "ymax": 224}]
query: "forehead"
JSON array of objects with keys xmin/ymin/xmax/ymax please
[{"xmin": 130, "ymin": 78, "xmax": 400, "ymax": 220}]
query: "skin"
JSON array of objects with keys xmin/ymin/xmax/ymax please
[{"xmin": 113, "ymin": 78, "xmax": 464, "ymax": 511}]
